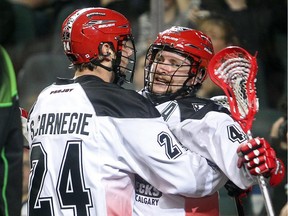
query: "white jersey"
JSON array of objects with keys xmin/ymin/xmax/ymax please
[
  {"xmin": 134, "ymin": 93, "xmax": 257, "ymax": 216},
  {"xmin": 26, "ymin": 75, "xmax": 223, "ymax": 216}
]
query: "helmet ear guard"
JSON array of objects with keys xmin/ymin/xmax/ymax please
[
  {"xmin": 186, "ymin": 66, "xmax": 206, "ymax": 96},
  {"xmin": 196, "ymin": 66, "xmax": 207, "ymax": 83}
]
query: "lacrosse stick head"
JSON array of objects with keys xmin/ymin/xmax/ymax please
[{"xmin": 208, "ymin": 46, "xmax": 258, "ymax": 133}]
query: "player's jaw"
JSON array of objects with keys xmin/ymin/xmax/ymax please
[
  {"xmin": 152, "ymin": 70, "xmax": 192, "ymax": 95},
  {"xmin": 151, "ymin": 73, "xmax": 180, "ymax": 94}
]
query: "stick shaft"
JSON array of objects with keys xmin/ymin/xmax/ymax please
[{"xmin": 257, "ymin": 176, "xmax": 275, "ymax": 216}]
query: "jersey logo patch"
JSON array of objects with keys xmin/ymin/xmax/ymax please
[
  {"xmin": 191, "ymin": 102, "xmax": 205, "ymax": 112},
  {"xmin": 135, "ymin": 175, "xmax": 161, "ymax": 206},
  {"xmin": 227, "ymin": 124, "xmax": 246, "ymax": 143}
]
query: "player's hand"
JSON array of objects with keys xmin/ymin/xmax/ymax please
[{"xmin": 236, "ymin": 137, "xmax": 285, "ymax": 186}]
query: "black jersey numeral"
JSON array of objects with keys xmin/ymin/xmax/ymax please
[
  {"xmin": 227, "ymin": 125, "xmax": 246, "ymax": 143},
  {"xmin": 57, "ymin": 141, "xmax": 92, "ymax": 215},
  {"xmin": 29, "ymin": 143, "xmax": 54, "ymax": 216},
  {"xmin": 29, "ymin": 141, "xmax": 92, "ymax": 216},
  {"xmin": 157, "ymin": 131, "xmax": 182, "ymax": 159}
]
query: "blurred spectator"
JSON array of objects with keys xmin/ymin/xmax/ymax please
[
  {"xmin": 186, "ymin": 0, "xmax": 211, "ymax": 28},
  {"xmin": 197, "ymin": 15, "xmax": 239, "ymax": 53},
  {"xmin": 215, "ymin": 0, "xmax": 272, "ymax": 55},
  {"xmin": 196, "ymin": 15, "xmax": 239, "ymax": 98},
  {"xmin": 136, "ymin": 0, "xmax": 191, "ymax": 55}
]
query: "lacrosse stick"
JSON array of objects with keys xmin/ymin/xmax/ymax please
[{"xmin": 208, "ymin": 46, "xmax": 275, "ymax": 216}]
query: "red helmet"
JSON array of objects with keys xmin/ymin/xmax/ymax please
[
  {"xmin": 153, "ymin": 26, "xmax": 214, "ymax": 70},
  {"xmin": 62, "ymin": 7, "xmax": 132, "ymax": 64},
  {"xmin": 144, "ymin": 26, "xmax": 214, "ymax": 104},
  {"xmin": 61, "ymin": 7, "xmax": 136, "ymax": 84}
]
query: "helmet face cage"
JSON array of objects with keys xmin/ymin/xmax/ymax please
[
  {"xmin": 114, "ymin": 34, "xmax": 136, "ymax": 85},
  {"xmin": 143, "ymin": 26, "xmax": 214, "ymax": 103},
  {"xmin": 144, "ymin": 44, "xmax": 201, "ymax": 100}
]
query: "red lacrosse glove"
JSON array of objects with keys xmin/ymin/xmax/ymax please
[
  {"xmin": 269, "ymin": 158, "xmax": 286, "ymax": 186},
  {"xmin": 237, "ymin": 137, "xmax": 285, "ymax": 186}
]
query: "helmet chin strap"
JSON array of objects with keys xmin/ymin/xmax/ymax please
[
  {"xmin": 90, "ymin": 54, "xmax": 126, "ymax": 86},
  {"xmin": 90, "ymin": 58, "xmax": 114, "ymax": 72}
]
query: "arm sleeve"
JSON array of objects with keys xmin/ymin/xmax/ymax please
[
  {"xmin": 178, "ymin": 111, "xmax": 257, "ymax": 189},
  {"xmin": 112, "ymin": 116, "xmax": 225, "ymax": 197}
]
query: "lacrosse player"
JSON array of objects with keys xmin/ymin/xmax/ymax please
[
  {"xmin": 135, "ymin": 26, "xmax": 285, "ymax": 215},
  {"xmin": 25, "ymin": 8, "xmax": 230, "ymax": 216}
]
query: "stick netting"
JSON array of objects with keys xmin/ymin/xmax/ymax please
[
  {"xmin": 208, "ymin": 46, "xmax": 258, "ymax": 132},
  {"xmin": 214, "ymin": 55, "xmax": 251, "ymax": 119}
]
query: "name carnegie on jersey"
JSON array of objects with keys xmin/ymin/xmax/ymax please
[{"xmin": 29, "ymin": 112, "xmax": 92, "ymax": 139}]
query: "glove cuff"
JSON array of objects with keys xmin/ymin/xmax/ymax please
[{"xmin": 269, "ymin": 158, "xmax": 285, "ymax": 187}]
